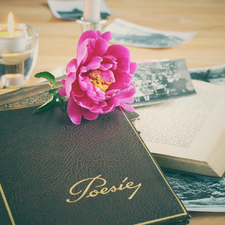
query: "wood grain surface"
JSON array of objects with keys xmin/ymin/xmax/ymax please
[{"xmin": 0, "ymin": 0, "xmax": 225, "ymax": 223}]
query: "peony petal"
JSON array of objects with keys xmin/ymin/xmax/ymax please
[
  {"xmin": 102, "ymin": 55, "xmax": 117, "ymax": 70},
  {"xmin": 96, "ymin": 30, "xmax": 101, "ymax": 38},
  {"xmin": 65, "ymin": 72, "xmax": 76, "ymax": 97},
  {"xmin": 102, "ymin": 55, "xmax": 117, "ymax": 63},
  {"xmin": 105, "ymin": 45, "xmax": 130, "ymax": 72},
  {"xmin": 67, "ymin": 98, "xmax": 83, "ymax": 125},
  {"xmin": 77, "ymin": 39, "xmax": 89, "ymax": 66},
  {"xmin": 61, "ymin": 79, "xmax": 65, "ymax": 85},
  {"xmin": 86, "ymin": 86, "xmax": 97, "ymax": 98},
  {"xmin": 72, "ymin": 79, "xmax": 84, "ymax": 97},
  {"xmin": 76, "ymin": 94, "xmax": 91, "ymax": 108},
  {"xmin": 130, "ymin": 61, "xmax": 138, "ymax": 74},
  {"xmin": 100, "ymin": 70, "xmax": 115, "ymax": 83},
  {"xmin": 77, "ymin": 30, "xmax": 98, "ymax": 48},
  {"xmin": 121, "ymin": 97, "xmax": 134, "ymax": 104},
  {"xmin": 118, "ymin": 83, "xmax": 136, "ymax": 99},
  {"xmin": 108, "ymin": 69, "xmax": 131, "ymax": 90},
  {"xmin": 105, "ymin": 89, "xmax": 120, "ymax": 99},
  {"xmin": 82, "ymin": 108, "xmax": 99, "ymax": 121},
  {"xmin": 66, "ymin": 58, "xmax": 77, "ymax": 74},
  {"xmin": 79, "ymin": 76, "xmax": 90, "ymax": 91},
  {"xmin": 101, "ymin": 31, "xmax": 112, "ymax": 43},
  {"xmin": 84, "ymin": 39, "xmax": 97, "ymax": 64},
  {"xmin": 100, "ymin": 98, "xmax": 117, "ymax": 113},
  {"xmin": 87, "ymin": 86, "xmax": 106, "ymax": 102},
  {"xmin": 119, "ymin": 102, "xmax": 135, "ymax": 111},
  {"xmin": 99, "ymin": 63, "xmax": 112, "ymax": 71},
  {"xmin": 58, "ymin": 87, "xmax": 66, "ymax": 96},
  {"xmin": 80, "ymin": 66, "xmax": 87, "ymax": 73},
  {"xmin": 86, "ymin": 56, "xmax": 102, "ymax": 70},
  {"xmin": 93, "ymin": 38, "xmax": 108, "ymax": 56}
]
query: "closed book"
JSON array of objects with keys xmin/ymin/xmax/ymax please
[{"xmin": 0, "ymin": 105, "xmax": 190, "ymax": 225}]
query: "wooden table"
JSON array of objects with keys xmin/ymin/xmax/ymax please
[{"xmin": 0, "ymin": 0, "xmax": 225, "ymax": 224}]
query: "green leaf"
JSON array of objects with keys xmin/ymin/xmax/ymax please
[
  {"xmin": 55, "ymin": 92, "xmax": 66, "ymax": 109},
  {"xmin": 34, "ymin": 72, "xmax": 58, "ymax": 87},
  {"xmin": 33, "ymin": 89, "xmax": 66, "ymax": 113},
  {"xmin": 33, "ymin": 95, "xmax": 56, "ymax": 113},
  {"xmin": 49, "ymin": 88, "xmax": 59, "ymax": 93}
]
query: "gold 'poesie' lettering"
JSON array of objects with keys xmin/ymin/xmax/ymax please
[{"xmin": 66, "ymin": 175, "xmax": 141, "ymax": 203}]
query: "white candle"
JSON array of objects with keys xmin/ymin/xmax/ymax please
[
  {"xmin": 0, "ymin": 12, "xmax": 26, "ymax": 55},
  {"xmin": 83, "ymin": 0, "xmax": 101, "ymax": 22}
]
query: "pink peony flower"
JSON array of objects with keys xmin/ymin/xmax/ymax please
[{"xmin": 58, "ymin": 30, "xmax": 137, "ymax": 125}]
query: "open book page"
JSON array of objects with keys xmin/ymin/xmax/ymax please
[{"xmin": 135, "ymin": 80, "xmax": 225, "ymax": 162}]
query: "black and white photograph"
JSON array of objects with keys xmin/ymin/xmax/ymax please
[
  {"xmin": 47, "ymin": 0, "xmax": 113, "ymax": 20},
  {"xmin": 103, "ymin": 18, "xmax": 197, "ymax": 48},
  {"xmin": 131, "ymin": 59, "xmax": 196, "ymax": 107},
  {"xmin": 189, "ymin": 64, "xmax": 225, "ymax": 86},
  {"xmin": 164, "ymin": 170, "xmax": 225, "ymax": 212}
]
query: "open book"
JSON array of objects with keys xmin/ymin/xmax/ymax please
[{"xmin": 135, "ymin": 80, "xmax": 225, "ymax": 178}]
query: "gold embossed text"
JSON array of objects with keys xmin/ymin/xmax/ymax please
[{"xmin": 66, "ymin": 175, "xmax": 141, "ymax": 203}]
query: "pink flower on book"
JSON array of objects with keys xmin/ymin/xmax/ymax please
[{"xmin": 58, "ymin": 30, "xmax": 137, "ymax": 125}]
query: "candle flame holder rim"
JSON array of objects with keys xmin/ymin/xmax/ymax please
[
  {"xmin": 76, "ymin": 15, "xmax": 108, "ymax": 32},
  {"xmin": 0, "ymin": 23, "xmax": 39, "ymax": 42},
  {"xmin": 0, "ymin": 23, "xmax": 27, "ymax": 32},
  {"xmin": 75, "ymin": 15, "xmax": 108, "ymax": 25}
]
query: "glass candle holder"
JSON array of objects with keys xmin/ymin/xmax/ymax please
[
  {"xmin": 0, "ymin": 23, "xmax": 39, "ymax": 86},
  {"xmin": 76, "ymin": 16, "xmax": 108, "ymax": 33}
]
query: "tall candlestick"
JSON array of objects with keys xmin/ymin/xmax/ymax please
[
  {"xmin": 76, "ymin": 0, "xmax": 107, "ymax": 33},
  {"xmin": 83, "ymin": 0, "xmax": 101, "ymax": 22}
]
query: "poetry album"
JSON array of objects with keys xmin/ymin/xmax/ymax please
[{"xmin": 0, "ymin": 105, "xmax": 190, "ymax": 225}]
